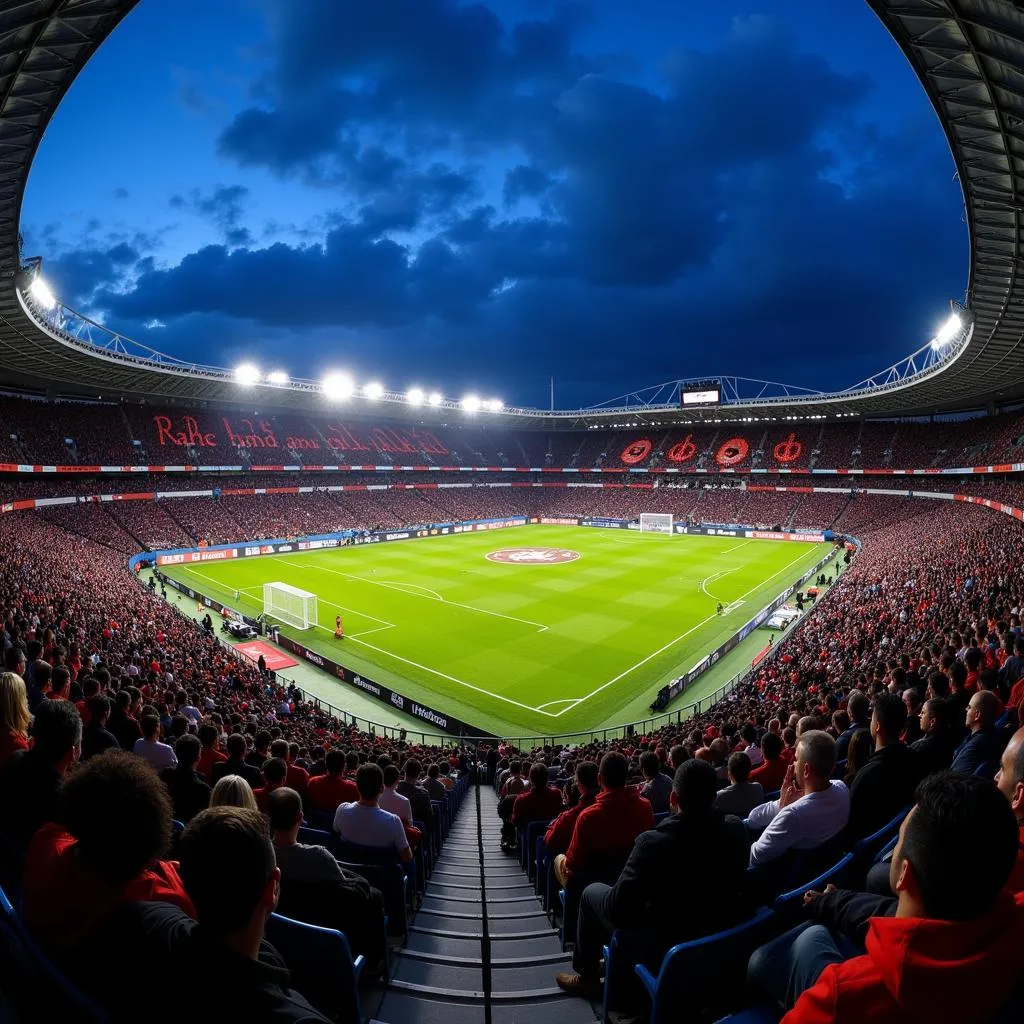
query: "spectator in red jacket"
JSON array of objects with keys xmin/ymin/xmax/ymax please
[
  {"xmin": 545, "ymin": 762, "xmax": 599, "ymax": 857},
  {"xmin": 996, "ymin": 725, "xmax": 1024, "ymax": 892},
  {"xmin": 22, "ymin": 749, "xmax": 195, "ymax": 951},
  {"xmin": 750, "ymin": 732, "xmax": 787, "ymax": 791},
  {"xmin": 253, "ymin": 757, "xmax": 288, "ymax": 813},
  {"xmin": 196, "ymin": 723, "xmax": 226, "ymax": 783},
  {"xmin": 749, "ymin": 772, "xmax": 1024, "ymax": 1024},
  {"xmin": 271, "ymin": 738, "xmax": 308, "ymax": 800},
  {"xmin": 511, "ymin": 762, "xmax": 564, "ymax": 829},
  {"xmin": 306, "ymin": 748, "xmax": 359, "ymax": 813},
  {"xmin": 555, "ymin": 752, "xmax": 654, "ymax": 887}
]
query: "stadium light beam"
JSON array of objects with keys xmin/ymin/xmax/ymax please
[
  {"xmin": 462, "ymin": 394, "xmax": 482, "ymax": 413},
  {"xmin": 234, "ymin": 362, "xmax": 261, "ymax": 386},
  {"xmin": 484, "ymin": 398, "xmax": 504, "ymax": 412},
  {"xmin": 363, "ymin": 380, "xmax": 385, "ymax": 400},
  {"xmin": 266, "ymin": 370, "xmax": 289, "ymax": 386},
  {"xmin": 930, "ymin": 312, "xmax": 962, "ymax": 349},
  {"xmin": 428, "ymin": 392, "xmax": 443, "ymax": 407},
  {"xmin": 29, "ymin": 275, "xmax": 57, "ymax": 310},
  {"xmin": 407, "ymin": 387, "xmax": 425, "ymax": 406},
  {"xmin": 322, "ymin": 372, "xmax": 355, "ymax": 400}
]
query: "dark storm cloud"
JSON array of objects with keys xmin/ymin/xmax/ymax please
[
  {"xmin": 77, "ymin": 6, "xmax": 963, "ymax": 404},
  {"xmin": 170, "ymin": 185, "xmax": 253, "ymax": 246}
]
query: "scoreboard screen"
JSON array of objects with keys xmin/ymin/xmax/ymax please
[{"xmin": 681, "ymin": 387, "xmax": 721, "ymax": 407}]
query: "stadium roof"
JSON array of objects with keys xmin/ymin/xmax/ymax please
[{"xmin": 0, "ymin": 0, "xmax": 1023, "ymax": 427}]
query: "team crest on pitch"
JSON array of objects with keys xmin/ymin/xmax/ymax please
[{"xmin": 486, "ymin": 547, "xmax": 581, "ymax": 564}]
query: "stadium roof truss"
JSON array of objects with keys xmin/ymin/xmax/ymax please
[{"xmin": 0, "ymin": 0, "xmax": 1023, "ymax": 426}]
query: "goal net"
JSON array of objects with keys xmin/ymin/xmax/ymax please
[
  {"xmin": 639, "ymin": 512, "xmax": 674, "ymax": 536},
  {"xmin": 263, "ymin": 581, "xmax": 317, "ymax": 631}
]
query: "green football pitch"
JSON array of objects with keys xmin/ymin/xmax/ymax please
[{"xmin": 161, "ymin": 525, "xmax": 826, "ymax": 738}]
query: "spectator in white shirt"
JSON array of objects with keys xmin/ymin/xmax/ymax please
[
  {"xmin": 333, "ymin": 763, "xmax": 412, "ymax": 864},
  {"xmin": 132, "ymin": 713, "xmax": 177, "ymax": 773},
  {"xmin": 747, "ymin": 730, "xmax": 849, "ymax": 866},
  {"xmin": 739, "ymin": 724, "xmax": 764, "ymax": 768},
  {"xmin": 379, "ymin": 764, "xmax": 413, "ymax": 825}
]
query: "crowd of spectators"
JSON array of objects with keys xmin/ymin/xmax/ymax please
[{"xmin": 3, "ymin": 445, "xmax": 1024, "ymax": 1016}]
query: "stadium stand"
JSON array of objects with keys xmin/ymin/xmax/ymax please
[{"xmin": 5, "ymin": 0, "xmax": 1024, "ymax": 1015}]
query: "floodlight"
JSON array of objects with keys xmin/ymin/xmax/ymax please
[
  {"xmin": 234, "ymin": 363, "xmax": 261, "ymax": 385},
  {"xmin": 407, "ymin": 387, "xmax": 425, "ymax": 406},
  {"xmin": 428, "ymin": 392, "xmax": 443, "ymax": 406},
  {"xmin": 29, "ymin": 275, "xmax": 56, "ymax": 310},
  {"xmin": 484, "ymin": 398, "xmax": 504, "ymax": 412},
  {"xmin": 267, "ymin": 370, "xmax": 289, "ymax": 385},
  {"xmin": 322, "ymin": 372, "xmax": 355, "ymax": 400},
  {"xmin": 931, "ymin": 312, "xmax": 962, "ymax": 348},
  {"xmin": 363, "ymin": 381, "xmax": 385, "ymax": 400},
  {"xmin": 462, "ymin": 394, "xmax": 482, "ymax": 413}
]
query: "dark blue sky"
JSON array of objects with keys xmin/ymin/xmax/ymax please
[{"xmin": 23, "ymin": 0, "xmax": 966, "ymax": 409}]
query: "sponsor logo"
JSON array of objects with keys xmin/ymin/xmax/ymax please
[
  {"xmin": 385, "ymin": 532, "xmax": 411, "ymax": 541},
  {"xmin": 349, "ymin": 674, "xmax": 382, "ymax": 697},
  {"xmin": 486, "ymin": 547, "xmax": 581, "ymax": 564},
  {"xmin": 390, "ymin": 692, "xmax": 405, "ymax": 710},
  {"xmin": 304, "ymin": 651, "xmax": 325, "ymax": 667},
  {"xmin": 411, "ymin": 703, "xmax": 448, "ymax": 728},
  {"xmin": 539, "ymin": 517, "xmax": 577, "ymax": 526},
  {"xmin": 277, "ymin": 544, "xmax": 294, "ymax": 553},
  {"xmin": 244, "ymin": 546, "xmax": 261, "ymax": 557},
  {"xmin": 157, "ymin": 553, "xmax": 185, "ymax": 565},
  {"xmin": 298, "ymin": 542, "xmax": 309, "ymax": 550}
]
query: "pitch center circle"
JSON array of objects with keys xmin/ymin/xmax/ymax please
[{"xmin": 485, "ymin": 547, "xmax": 581, "ymax": 565}]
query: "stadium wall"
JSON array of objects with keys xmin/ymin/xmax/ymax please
[{"xmin": 1, "ymin": 460, "xmax": 1023, "ymax": 476}]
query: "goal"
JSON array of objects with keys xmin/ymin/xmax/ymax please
[
  {"xmin": 639, "ymin": 513, "xmax": 674, "ymax": 535},
  {"xmin": 263, "ymin": 581, "xmax": 318, "ymax": 631}
]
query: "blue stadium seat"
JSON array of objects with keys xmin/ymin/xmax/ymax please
[
  {"xmin": 338, "ymin": 859, "xmax": 409, "ymax": 939},
  {"xmin": 0, "ymin": 883, "xmax": 109, "ymax": 1022},
  {"xmin": 635, "ymin": 907, "xmax": 777, "ymax": 1024},
  {"xmin": 520, "ymin": 818, "xmax": 552, "ymax": 876},
  {"xmin": 850, "ymin": 806, "xmax": 910, "ymax": 863},
  {"xmin": 265, "ymin": 911, "xmax": 364, "ymax": 1023},
  {"xmin": 305, "ymin": 807, "xmax": 335, "ymax": 832},
  {"xmin": 771, "ymin": 853, "xmax": 854, "ymax": 916},
  {"xmin": 558, "ymin": 858, "xmax": 628, "ymax": 951}
]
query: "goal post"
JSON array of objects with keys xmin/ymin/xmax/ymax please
[
  {"xmin": 639, "ymin": 512, "xmax": 674, "ymax": 536},
  {"xmin": 263, "ymin": 581, "xmax": 318, "ymax": 631}
]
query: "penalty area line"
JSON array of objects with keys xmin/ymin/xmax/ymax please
[{"xmin": 274, "ymin": 556, "xmax": 550, "ymax": 633}]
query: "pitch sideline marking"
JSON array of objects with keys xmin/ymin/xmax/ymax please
[
  {"xmin": 345, "ymin": 635, "xmax": 559, "ymax": 718},
  {"xmin": 551, "ymin": 545, "xmax": 820, "ymax": 716},
  {"xmin": 274, "ymin": 556, "xmax": 550, "ymax": 633}
]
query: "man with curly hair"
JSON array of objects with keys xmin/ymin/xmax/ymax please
[{"xmin": 21, "ymin": 749, "xmax": 194, "ymax": 950}]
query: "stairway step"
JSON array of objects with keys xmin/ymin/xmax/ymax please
[
  {"xmin": 404, "ymin": 931, "xmax": 482, "ymax": 959},
  {"xmin": 491, "ymin": 933, "xmax": 572, "ymax": 958},
  {"xmin": 373, "ymin": 991, "xmax": 487, "ymax": 1024},
  {"xmin": 389, "ymin": 958, "xmax": 485, "ymax": 997},
  {"xmin": 399, "ymin": 947, "xmax": 570, "ymax": 968},
  {"xmin": 492, "ymin": 998, "xmax": 600, "ymax": 1023}
]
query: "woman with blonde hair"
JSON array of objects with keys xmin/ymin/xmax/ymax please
[
  {"xmin": 0, "ymin": 671, "xmax": 30, "ymax": 768},
  {"xmin": 209, "ymin": 774, "xmax": 258, "ymax": 811}
]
